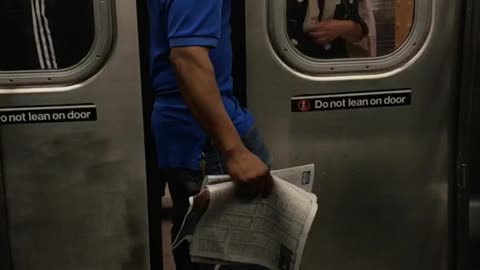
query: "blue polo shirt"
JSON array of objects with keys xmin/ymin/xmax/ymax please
[{"xmin": 148, "ymin": 0, "xmax": 254, "ymax": 170}]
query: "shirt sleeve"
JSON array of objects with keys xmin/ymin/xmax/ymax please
[
  {"xmin": 165, "ymin": 0, "xmax": 222, "ymax": 48},
  {"xmin": 345, "ymin": 0, "xmax": 369, "ymax": 37}
]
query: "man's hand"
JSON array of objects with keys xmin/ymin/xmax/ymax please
[
  {"xmin": 192, "ymin": 189, "xmax": 210, "ymax": 212},
  {"xmin": 306, "ymin": 19, "xmax": 363, "ymax": 45},
  {"xmin": 225, "ymin": 146, "xmax": 274, "ymax": 199}
]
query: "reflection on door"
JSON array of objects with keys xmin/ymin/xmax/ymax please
[
  {"xmin": 286, "ymin": 0, "xmax": 414, "ymax": 59},
  {"xmin": 0, "ymin": 0, "xmax": 95, "ymax": 71}
]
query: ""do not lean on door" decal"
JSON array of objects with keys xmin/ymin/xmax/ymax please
[{"xmin": 291, "ymin": 89, "xmax": 412, "ymax": 112}]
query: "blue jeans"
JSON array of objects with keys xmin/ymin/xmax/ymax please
[{"xmin": 161, "ymin": 127, "xmax": 272, "ymax": 270}]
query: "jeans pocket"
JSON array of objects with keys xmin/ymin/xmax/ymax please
[
  {"xmin": 202, "ymin": 127, "xmax": 273, "ymax": 175},
  {"xmin": 242, "ymin": 127, "xmax": 273, "ymax": 168}
]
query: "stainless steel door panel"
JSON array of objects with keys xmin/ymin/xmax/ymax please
[
  {"xmin": 246, "ymin": 1, "xmax": 460, "ymax": 269},
  {"xmin": 0, "ymin": 1, "xmax": 150, "ymax": 270}
]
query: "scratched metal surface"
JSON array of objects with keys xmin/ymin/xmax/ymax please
[
  {"xmin": 246, "ymin": 0, "xmax": 461, "ymax": 269},
  {"xmin": 0, "ymin": 1, "xmax": 150, "ymax": 269}
]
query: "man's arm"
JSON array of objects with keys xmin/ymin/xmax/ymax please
[
  {"xmin": 170, "ymin": 46, "xmax": 273, "ymax": 198},
  {"xmin": 306, "ymin": 20, "xmax": 364, "ymax": 45},
  {"xmin": 341, "ymin": 0, "xmax": 369, "ymax": 42},
  {"xmin": 306, "ymin": 0, "xmax": 368, "ymax": 45},
  {"xmin": 170, "ymin": 47, "xmax": 242, "ymax": 157},
  {"xmin": 338, "ymin": 20, "xmax": 364, "ymax": 43}
]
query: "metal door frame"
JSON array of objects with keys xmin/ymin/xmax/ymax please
[
  {"xmin": 455, "ymin": 0, "xmax": 480, "ymax": 269},
  {"xmin": 0, "ymin": 144, "xmax": 12, "ymax": 270},
  {"xmin": 135, "ymin": 0, "xmax": 165, "ymax": 269}
]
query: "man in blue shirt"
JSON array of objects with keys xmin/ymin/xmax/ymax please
[{"xmin": 147, "ymin": 0, "xmax": 273, "ymax": 269}]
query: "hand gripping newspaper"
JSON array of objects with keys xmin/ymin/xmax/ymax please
[{"xmin": 172, "ymin": 165, "xmax": 318, "ymax": 270}]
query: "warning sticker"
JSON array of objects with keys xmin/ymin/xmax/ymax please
[
  {"xmin": 0, "ymin": 104, "xmax": 97, "ymax": 125},
  {"xmin": 291, "ymin": 89, "xmax": 412, "ymax": 112}
]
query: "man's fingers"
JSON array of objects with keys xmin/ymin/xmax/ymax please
[
  {"xmin": 309, "ymin": 31, "xmax": 325, "ymax": 38},
  {"xmin": 235, "ymin": 180, "xmax": 257, "ymax": 198},
  {"xmin": 192, "ymin": 189, "xmax": 210, "ymax": 212},
  {"xmin": 234, "ymin": 171, "xmax": 272, "ymax": 200},
  {"xmin": 314, "ymin": 39, "xmax": 328, "ymax": 45},
  {"xmin": 235, "ymin": 186, "xmax": 257, "ymax": 201},
  {"xmin": 308, "ymin": 32, "xmax": 330, "ymax": 44},
  {"xmin": 262, "ymin": 174, "xmax": 274, "ymax": 198},
  {"xmin": 256, "ymin": 175, "xmax": 266, "ymax": 197},
  {"xmin": 306, "ymin": 22, "xmax": 326, "ymax": 32}
]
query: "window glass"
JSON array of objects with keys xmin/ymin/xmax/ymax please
[
  {"xmin": 0, "ymin": 0, "xmax": 95, "ymax": 71},
  {"xmin": 285, "ymin": 0, "xmax": 414, "ymax": 59}
]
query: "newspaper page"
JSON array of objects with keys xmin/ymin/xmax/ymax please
[
  {"xmin": 198, "ymin": 164, "xmax": 315, "ymax": 192},
  {"xmin": 189, "ymin": 174, "xmax": 318, "ymax": 270},
  {"xmin": 172, "ymin": 165, "xmax": 316, "ymax": 248},
  {"xmin": 269, "ymin": 164, "xmax": 315, "ymax": 192}
]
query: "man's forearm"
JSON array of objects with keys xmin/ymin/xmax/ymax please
[
  {"xmin": 170, "ymin": 46, "xmax": 245, "ymax": 157},
  {"xmin": 340, "ymin": 20, "xmax": 364, "ymax": 43}
]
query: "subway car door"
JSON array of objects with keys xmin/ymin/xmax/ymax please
[
  {"xmin": 244, "ymin": 0, "xmax": 461, "ymax": 269},
  {"xmin": 0, "ymin": 1, "xmax": 150, "ymax": 270}
]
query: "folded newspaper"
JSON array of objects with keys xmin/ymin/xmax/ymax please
[{"xmin": 173, "ymin": 165, "xmax": 318, "ymax": 270}]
